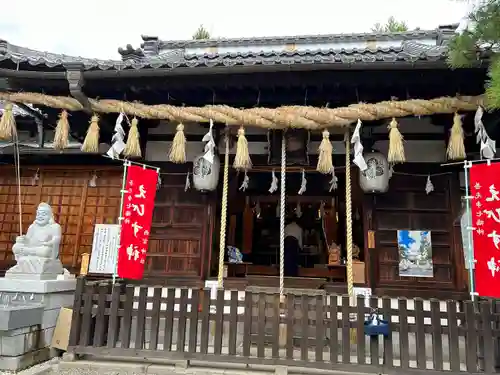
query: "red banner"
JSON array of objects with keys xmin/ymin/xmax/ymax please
[
  {"xmin": 117, "ymin": 164, "xmax": 158, "ymax": 279},
  {"xmin": 470, "ymin": 162, "xmax": 500, "ymax": 298}
]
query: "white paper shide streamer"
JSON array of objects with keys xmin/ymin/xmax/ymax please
[
  {"xmin": 106, "ymin": 113, "xmax": 126, "ymax": 159},
  {"xmin": 31, "ymin": 169, "xmax": 39, "ymax": 186},
  {"xmin": 202, "ymin": 119, "xmax": 216, "ymax": 164},
  {"xmin": 269, "ymin": 169, "xmax": 278, "ymax": 193},
  {"xmin": 351, "ymin": 119, "xmax": 367, "ymax": 171},
  {"xmin": 425, "ymin": 175, "xmax": 434, "ymax": 195},
  {"xmin": 89, "ymin": 173, "xmax": 97, "ymax": 187},
  {"xmin": 184, "ymin": 171, "xmax": 191, "ymax": 192},
  {"xmin": 157, "ymin": 175, "xmax": 162, "ymax": 191},
  {"xmin": 239, "ymin": 171, "xmax": 249, "ymax": 191},
  {"xmin": 298, "ymin": 169, "xmax": 307, "ymax": 195},
  {"xmin": 475, "ymin": 107, "xmax": 496, "ymax": 159},
  {"xmin": 329, "ymin": 167, "xmax": 338, "ymax": 192},
  {"xmin": 295, "ymin": 202, "xmax": 302, "ymax": 218}
]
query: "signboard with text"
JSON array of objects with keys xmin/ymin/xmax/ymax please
[{"xmin": 89, "ymin": 224, "xmax": 120, "ymax": 274}]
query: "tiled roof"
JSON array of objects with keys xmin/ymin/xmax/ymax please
[{"xmin": 0, "ymin": 28, "xmax": 455, "ymax": 72}]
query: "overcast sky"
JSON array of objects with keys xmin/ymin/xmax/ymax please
[{"xmin": 1, "ymin": 0, "xmax": 469, "ymax": 59}]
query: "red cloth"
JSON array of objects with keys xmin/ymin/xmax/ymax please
[
  {"xmin": 470, "ymin": 162, "xmax": 500, "ymax": 298},
  {"xmin": 117, "ymin": 165, "xmax": 158, "ymax": 279}
]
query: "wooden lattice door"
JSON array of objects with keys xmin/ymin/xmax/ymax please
[
  {"xmin": 0, "ymin": 166, "xmax": 122, "ymax": 270},
  {"xmin": 148, "ymin": 174, "xmax": 212, "ymax": 277}
]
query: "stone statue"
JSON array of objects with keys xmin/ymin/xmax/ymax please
[{"xmin": 6, "ymin": 202, "xmax": 64, "ymax": 280}]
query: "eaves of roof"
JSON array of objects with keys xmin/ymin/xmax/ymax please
[{"xmin": 0, "ymin": 40, "xmax": 449, "ymax": 72}]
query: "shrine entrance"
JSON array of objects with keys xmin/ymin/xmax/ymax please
[{"xmin": 219, "ymin": 167, "xmax": 367, "ymax": 289}]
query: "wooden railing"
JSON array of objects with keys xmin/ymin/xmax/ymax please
[{"xmin": 68, "ymin": 277, "xmax": 500, "ymax": 374}]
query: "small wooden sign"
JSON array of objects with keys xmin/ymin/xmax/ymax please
[
  {"xmin": 80, "ymin": 253, "xmax": 90, "ymax": 275},
  {"xmin": 367, "ymin": 230, "xmax": 376, "ymax": 249}
]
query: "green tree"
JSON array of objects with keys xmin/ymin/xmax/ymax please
[
  {"xmin": 193, "ymin": 25, "xmax": 211, "ymax": 40},
  {"xmin": 371, "ymin": 16, "xmax": 409, "ymax": 33},
  {"xmin": 448, "ymin": 0, "xmax": 500, "ymax": 108}
]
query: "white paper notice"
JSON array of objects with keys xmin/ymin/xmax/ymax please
[{"xmin": 89, "ymin": 224, "xmax": 120, "ymax": 274}]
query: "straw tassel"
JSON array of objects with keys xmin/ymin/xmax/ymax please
[
  {"xmin": 387, "ymin": 118, "xmax": 405, "ymax": 164},
  {"xmin": 447, "ymin": 112, "xmax": 466, "ymax": 160},
  {"xmin": 123, "ymin": 117, "xmax": 142, "ymax": 158},
  {"xmin": 169, "ymin": 123, "xmax": 186, "ymax": 163},
  {"xmin": 233, "ymin": 126, "xmax": 252, "ymax": 170},
  {"xmin": 0, "ymin": 102, "xmax": 16, "ymax": 140},
  {"xmin": 81, "ymin": 114, "xmax": 100, "ymax": 153},
  {"xmin": 53, "ymin": 110, "xmax": 70, "ymax": 150},
  {"xmin": 317, "ymin": 129, "xmax": 333, "ymax": 174}
]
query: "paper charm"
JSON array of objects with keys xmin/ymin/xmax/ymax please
[
  {"xmin": 239, "ymin": 171, "xmax": 250, "ymax": 191},
  {"xmin": 328, "ymin": 167, "xmax": 338, "ymax": 192},
  {"xmin": 269, "ymin": 169, "xmax": 278, "ymax": 193},
  {"xmin": 88, "ymin": 173, "xmax": 97, "ymax": 187},
  {"xmin": 425, "ymin": 174, "xmax": 434, "ymax": 195},
  {"xmin": 388, "ymin": 164, "xmax": 394, "ymax": 179},
  {"xmin": 295, "ymin": 202, "xmax": 302, "ymax": 218},
  {"xmin": 254, "ymin": 201, "xmax": 261, "ymax": 219},
  {"xmin": 106, "ymin": 112, "xmax": 126, "ymax": 159},
  {"xmin": 351, "ymin": 119, "xmax": 367, "ymax": 171},
  {"xmin": 202, "ymin": 119, "xmax": 216, "ymax": 164},
  {"xmin": 298, "ymin": 169, "xmax": 307, "ymax": 195},
  {"xmin": 184, "ymin": 171, "xmax": 191, "ymax": 192},
  {"xmin": 31, "ymin": 169, "xmax": 39, "ymax": 186},
  {"xmin": 475, "ymin": 106, "xmax": 496, "ymax": 159}
]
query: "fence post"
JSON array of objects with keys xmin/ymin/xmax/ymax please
[{"xmin": 68, "ymin": 276, "xmax": 86, "ymax": 350}]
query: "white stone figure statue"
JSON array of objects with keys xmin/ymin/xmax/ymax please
[{"xmin": 6, "ymin": 202, "xmax": 64, "ymax": 280}]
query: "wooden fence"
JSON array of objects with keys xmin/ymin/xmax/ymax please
[{"xmin": 68, "ymin": 277, "xmax": 500, "ymax": 374}]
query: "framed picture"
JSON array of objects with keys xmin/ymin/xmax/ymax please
[{"xmin": 398, "ymin": 230, "xmax": 433, "ymax": 278}]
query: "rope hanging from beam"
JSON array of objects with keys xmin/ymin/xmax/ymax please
[
  {"xmin": 0, "ymin": 91, "xmax": 483, "ymax": 129},
  {"xmin": 0, "ymin": 91, "xmax": 479, "ymax": 172}
]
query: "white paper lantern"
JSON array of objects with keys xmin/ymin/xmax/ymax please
[
  {"xmin": 359, "ymin": 151, "xmax": 389, "ymax": 193},
  {"xmin": 192, "ymin": 154, "xmax": 220, "ymax": 192}
]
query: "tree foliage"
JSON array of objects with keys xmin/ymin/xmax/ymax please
[
  {"xmin": 193, "ymin": 25, "xmax": 211, "ymax": 40},
  {"xmin": 448, "ymin": 0, "xmax": 500, "ymax": 108},
  {"xmin": 371, "ymin": 17, "xmax": 409, "ymax": 33}
]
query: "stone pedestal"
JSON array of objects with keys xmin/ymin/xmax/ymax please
[{"xmin": 0, "ymin": 277, "xmax": 76, "ymax": 372}]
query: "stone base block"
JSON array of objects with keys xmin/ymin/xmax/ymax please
[
  {"xmin": 0, "ymin": 347, "xmax": 51, "ymax": 372},
  {"xmin": 0, "ymin": 277, "xmax": 76, "ymax": 371},
  {"xmin": 0, "ymin": 304, "xmax": 43, "ymax": 331}
]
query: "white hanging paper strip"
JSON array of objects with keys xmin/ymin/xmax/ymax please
[
  {"xmin": 202, "ymin": 119, "xmax": 216, "ymax": 164},
  {"xmin": 157, "ymin": 175, "xmax": 162, "ymax": 191},
  {"xmin": 239, "ymin": 171, "xmax": 250, "ymax": 191},
  {"xmin": 88, "ymin": 173, "xmax": 97, "ymax": 187},
  {"xmin": 255, "ymin": 202, "xmax": 261, "ymax": 219},
  {"xmin": 425, "ymin": 174, "xmax": 434, "ymax": 195},
  {"xmin": 269, "ymin": 169, "xmax": 278, "ymax": 193},
  {"xmin": 388, "ymin": 164, "xmax": 394, "ymax": 179},
  {"xmin": 106, "ymin": 113, "xmax": 126, "ymax": 159},
  {"xmin": 31, "ymin": 170, "xmax": 39, "ymax": 186},
  {"xmin": 295, "ymin": 202, "xmax": 302, "ymax": 218},
  {"xmin": 298, "ymin": 169, "xmax": 307, "ymax": 195},
  {"xmin": 184, "ymin": 171, "xmax": 191, "ymax": 192},
  {"xmin": 328, "ymin": 167, "xmax": 338, "ymax": 192},
  {"xmin": 351, "ymin": 119, "xmax": 367, "ymax": 171},
  {"xmin": 474, "ymin": 106, "xmax": 496, "ymax": 159}
]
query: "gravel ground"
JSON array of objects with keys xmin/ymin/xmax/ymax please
[{"xmin": 1, "ymin": 357, "xmax": 59, "ymax": 375}]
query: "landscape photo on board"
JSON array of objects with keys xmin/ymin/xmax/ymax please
[{"xmin": 398, "ymin": 230, "xmax": 433, "ymax": 278}]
